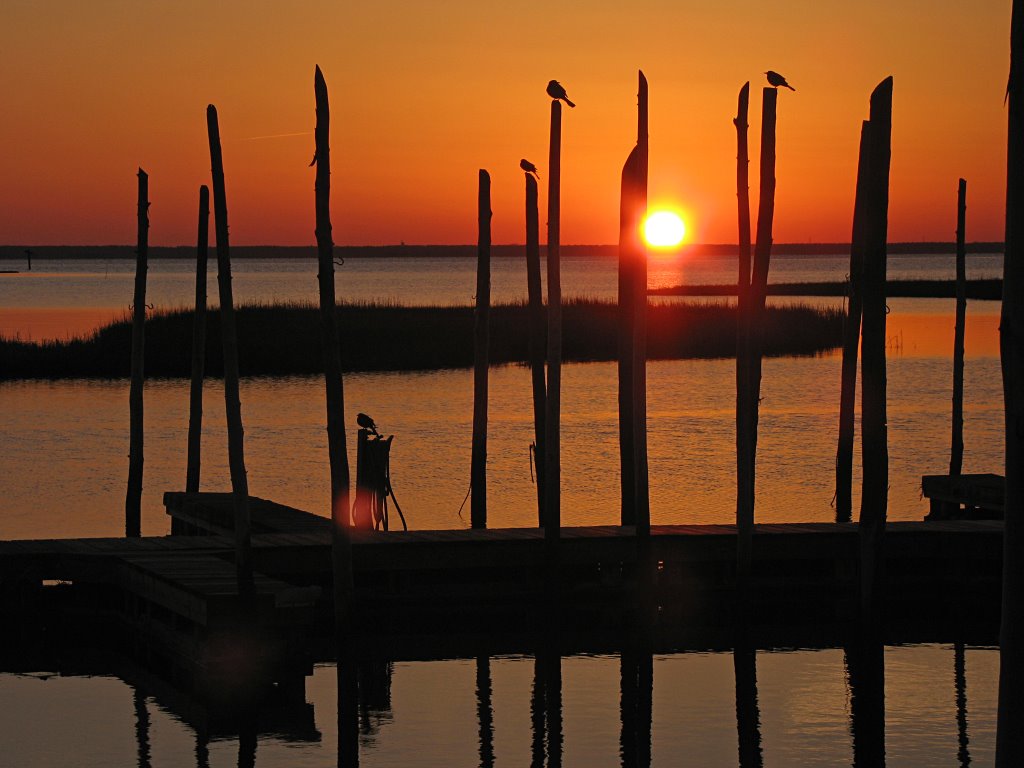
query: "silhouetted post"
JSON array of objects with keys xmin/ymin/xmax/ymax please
[
  {"xmin": 126, "ymin": 168, "xmax": 148, "ymax": 538},
  {"xmin": 476, "ymin": 655, "xmax": 495, "ymax": 768},
  {"xmin": 471, "ymin": 169, "xmax": 492, "ymax": 529},
  {"xmin": 737, "ymin": 87, "xmax": 777, "ymax": 590},
  {"xmin": 859, "ymin": 77, "xmax": 893, "ymax": 626},
  {"xmin": 525, "ymin": 173, "xmax": 547, "ymax": 526},
  {"xmin": 836, "ymin": 122, "xmax": 872, "ymax": 523},
  {"xmin": 734, "ymin": 645, "xmax": 764, "ymax": 768},
  {"xmin": 186, "ymin": 185, "xmax": 210, "ymax": 494},
  {"xmin": 951, "ymin": 178, "xmax": 968, "ymax": 476},
  {"xmin": 24, "ymin": 249, "xmax": 32, "ymax": 271},
  {"xmin": 998, "ymin": 3, "xmax": 1024, "ymax": 762},
  {"xmin": 207, "ymin": 105, "xmax": 253, "ymax": 596},
  {"xmin": 312, "ymin": 66, "xmax": 354, "ymax": 627},
  {"xmin": 545, "ymin": 99, "xmax": 562, "ymax": 554},
  {"xmin": 734, "ymin": 82, "xmax": 754, "ymax": 540},
  {"xmin": 633, "ymin": 71, "xmax": 651, "ymax": 540}
]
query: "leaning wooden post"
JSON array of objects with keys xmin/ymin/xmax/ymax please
[
  {"xmin": 737, "ymin": 87, "xmax": 777, "ymax": 589},
  {"xmin": 858, "ymin": 77, "xmax": 894, "ymax": 626},
  {"xmin": 734, "ymin": 83, "xmax": 753, "ymax": 540},
  {"xmin": 525, "ymin": 172, "xmax": 547, "ymax": 526},
  {"xmin": 836, "ymin": 122, "xmax": 872, "ymax": 522},
  {"xmin": 950, "ymin": 178, "xmax": 968, "ymax": 476},
  {"xmin": 471, "ymin": 169, "xmax": 492, "ymax": 529},
  {"xmin": 207, "ymin": 104, "xmax": 253, "ymax": 596},
  {"xmin": 312, "ymin": 66, "xmax": 354, "ymax": 627},
  {"xmin": 632, "ymin": 71, "xmax": 651, "ymax": 539},
  {"xmin": 125, "ymin": 168, "xmax": 148, "ymax": 538},
  {"xmin": 997, "ymin": 2, "xmax": 1024, "ymax": 762},
  {"xmin": 544, "ymin": 99, "xmax": 563, "ymax": 553},
  {"xmin": 185, "ymin": 185, "xmax": 210, "ymax": 494}
]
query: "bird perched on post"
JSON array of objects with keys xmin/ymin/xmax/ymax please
[
  {"xmin": 764, "ymin": 71, "xmax": 796, "ymax": 91},
  {"xmin": 546, "ymin": 80, "xmax": 576, "ymax": 107},
  {"xmin": 520, "ymin": 159, "xmax": 540, "ymax": 178},
  {"xmin": 357, "ymin": 412, "xmax": 379, "ymax": 435}
]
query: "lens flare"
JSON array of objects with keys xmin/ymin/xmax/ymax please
[{"xmin": 643, "ymin": 211, "xmax": 686, "ymax": 247}]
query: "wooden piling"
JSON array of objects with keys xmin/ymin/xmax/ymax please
[
  {"xmin": 471, "ymin": 169, "xmax": 492, "ymax": 529},
  {"xmin": 206, "ymin": 105, "xmax": 253, "ymax": 596},
  {"xmin": 737, "ymin": 87, "xmax": 778, "ymax": 589},
  {"xmin": 525, "ymin": 173, "xmax": 547, "ymax": 526},
  {"xmin": 734, "ymin": 82, "xmax": 755, "ymax": 564},
  {"xmin": 312, "ymin": 66, "xmax": 354, "ymax": 628},
  {"xmin": 998, "ymin": 3, "xmax": 1024, "ymax": 762},
  {"xmin": 126, "ymin": 168, "xmax": 148, "ymax": 538},
  {"xmin": 632, "ymin": 71, "xmax": 650, "ymax": 538},
  {"xmin": 544, "ymin": 100, "xmax": 562, "ymax": 550},
  {"xmin": 185, "ymin": 185, "xmax": 209, "ymax": 494},
  {"xmin": 835, "ymin": 123, "xmax": 872, "ymax": 522},
  {"xmin": 859, "ymin": 77, "xmax": 894, "ymax": 626},
  {"xmin": 950, "ymin": 178, "xmax": 967, "ymax": 476}
]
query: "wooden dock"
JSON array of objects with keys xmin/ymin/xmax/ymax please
[{"xmin": 0, "ymin": 491, "xmax": 1005, "ymax": 696}]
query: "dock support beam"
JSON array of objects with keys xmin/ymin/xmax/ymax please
[
  {"xmin": 471, "ymin": 169, "xmax": 491, "ymax": 529},
  {"xmin": 126, "ymin": 169, "xmax": 148, "ymax": 538}
]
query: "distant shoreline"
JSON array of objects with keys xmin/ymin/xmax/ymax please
[{"xmin": 0, "ymin": 242, "xmax": 1005, "ymax": 260}]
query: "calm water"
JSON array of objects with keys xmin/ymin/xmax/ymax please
[{"xmin": 0, "ymin": 254, "xmax": 1008, "ymax": 765}]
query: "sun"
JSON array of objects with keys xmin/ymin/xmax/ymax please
[{"xmin": 643, "ymin": 211, "xmax": 686, "ymax": 248}]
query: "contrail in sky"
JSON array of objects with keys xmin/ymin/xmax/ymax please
[{"xmin": 238, "ymin": 131, "xmax": 313, "ymax": 141}]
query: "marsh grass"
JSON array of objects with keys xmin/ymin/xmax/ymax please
[{"xmin": 0, "ymin": 299, "xmax": 843, "ymax": 380}]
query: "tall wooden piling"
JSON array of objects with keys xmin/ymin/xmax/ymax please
[
  {"xmin": 544, "ymin": 99, "xmax": 563, "ymax": 551},
  {"xmin": 185, "ymin": 185, "xmax": 210, "ymax": 494},
  {"xmin": 859, "ymin": 77, "xmax": 894, "ymax": 625},
  {"xmin": 836, "ymin": 123, "xmax": 872, "ymax": 522},
  {"xmin": 632, "ymin": 71, "xmax": 650, "ymax": 538},
  {"xmin": 950, "ymin": 178, "xmax": 968, "ymax": 476},
  {"xmin": 312, "ymin": 66, "xmax": 353, "ymax": 626},
  {"xmin": 734, "ymin": 82, "xmax": 753, "ymax": 546},
  {"xmin": 737, "ymin": 87, "xmax": 778, "ymax": 589},
  {"xmin": 997, "ymin": 3, "xmax": 1024, "ymax": 762},
  {"xmin": 126, "ymin": 168, "xmax": 148, "ymax": 538},
  {"xmin": 525, "ymin": 173, "xmax": 547, "ymax": 526},
  {"xmin": 471, "ymin": 170, "xmax": 492, "ymax": 529},
  {"xmin": 207, "ymin": 105, "xmax": 253, "ymax": 596}
]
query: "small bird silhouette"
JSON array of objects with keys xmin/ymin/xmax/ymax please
[
  {"xmin": 765, "ymin": 71, "xmax": 796, "ymax": 91},
  {"xmin": 520, "ymin": 159, "xmax": 540, "ymax": 178},
  {"xmin": 546, "ymin": 80, "xmax": 576, "ymax": 107},
  {"xmin": 357, "ymin": 412, "xmax": 379, "ymax": 435}
]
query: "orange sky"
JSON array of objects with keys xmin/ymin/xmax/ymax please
[{"xmin": 0, "ymin": 1, "xmax": 1012, "ymax": 246}]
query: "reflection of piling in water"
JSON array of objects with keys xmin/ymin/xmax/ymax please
[
  {"xmin": 954, "ymin": 643, "xmax": 971, "ymax": 766},
  {"xmin": 733, "ymin": 645, "xmax": 763, "ymax": 768},
  {"xmin": 134, "ymin": 687, "xmax": 151, "ymax": 768},
  {"xmin": 846, "ymin": 639, "xmax": 886, "ymax": 767},
  {"xmin": 951, "ymin": 179, "xmax": 968, "ymax": 476},
  {"xmin": 998, "ymin": 3, "xmax": 1024, "ymax": 762},
  {"xmin": 859, "ymin": 77, "xmax": 893, "ymax": 626},
  {"xmin": 126, "ymin": 169, "xmax": 148, "ymax": 538},
  {"xmin": 186, "ymin": 185, "xmax": 209, "ymax": 495},
  {"xmin": 471, "ymin": 169, "xmax": 491, "ymax": 529},
  {"xmin": 620, "ymin": 649, "xmax": 653, "ymax": 767},
  {"xmin": 525, "ymin": 173, "xmax": 547, "ymax": 526},
  {"xmin": 835, "ymin": 121, "xmax": 871, "ymax": 523},
  {"xmin": 476, "ymin": 656, "xmax": 495, "ymax": 767},
  {"xmin": 207, "ymin": 105, "xmax": 253, "ymax": 596}
]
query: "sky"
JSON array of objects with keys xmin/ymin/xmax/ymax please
[{"xmin": 0, "ymin": 1, "xmax": 1012, "ymax": 246}]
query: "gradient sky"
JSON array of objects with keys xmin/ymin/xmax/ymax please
[{"xmin": 0, "ymin": 1, "xmax": 1011, "ymax": 246}]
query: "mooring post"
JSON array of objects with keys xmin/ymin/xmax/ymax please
[
  {"xmin": 734, "ymin": 82, "xmax": 753, "ymax": 543},
  {"xmin": 126, "ymin": 168, "xmax": 148, "ymax": 538},
  {"xmin": 858, "ymin": 77, "xmax": 894, "ymax": 626},
  {"xmin": 836, "ymin": 122, "xmax": 872, "ymax": 523},
  {"xmin": 737, "ymin": 86, "xmax": 778, "ymax": 591},
  {"xmin": 997, "ymin": 3, "xmax": 1024, "ymax": 763},
  {"xmin": 525, "ymin": 172, "xmax": 547, "ymax": 526},
  {"xmin": 950, "ymin": 178, "xmax": 967, "ymax": 476},
  {"xmin": 471, "ymin": 169, "xmax": 492, "ymax": 529},
  {"xmin": 632, "ymin": 70, "xmax": 651, "ymax": 541},
  {"xmin": 544, "ymin": 98, "xmax": 563, "ymax": 558},
  {"xmin": 312, "ymin": 66, "xmax": 354, "ymax": 629},
  {"xmin": 207, "ymin": 104, "xmax": 253, "ymax": 596},
  {"xmin": 185, "ymin": 185, "xmax": 209, "ymax": 495}
]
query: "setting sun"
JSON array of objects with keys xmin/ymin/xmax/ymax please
[{"xmin": 643, "ymin": 211, "xmax": 686, "ymax": 248}]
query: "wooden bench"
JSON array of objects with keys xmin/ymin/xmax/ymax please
[{"xmin": 921, "ymin": 474, "xmax": 1005, "ymax": 520}]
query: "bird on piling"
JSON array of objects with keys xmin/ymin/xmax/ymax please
[
  {"xmin": 764, "ymin": 71, "xmax": 796, "ymax": 91},
  {"xmin": 520, "ymin": 159, "xmax": 540, "ymax": 178},
  {"xmin": 357, "ymin": 412, "xmax": 379, "ymax": 435},
  {"xmin": 546, "ymin": 80, "xmax": 576, "ymax": 107}
]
